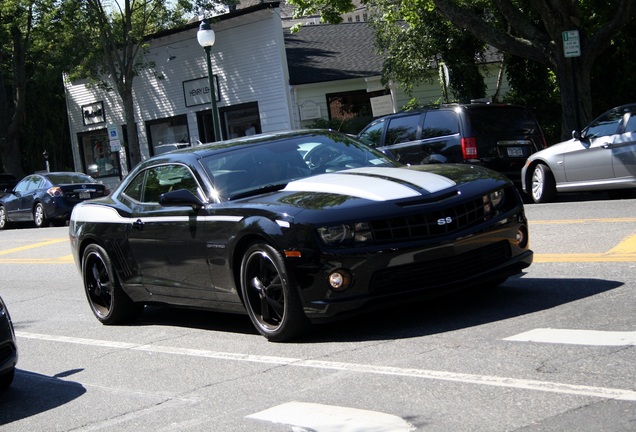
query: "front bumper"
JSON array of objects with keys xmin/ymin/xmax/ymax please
[{"xmin": 294, "ymin": 219, "xmax": 532, "ymax": 322}]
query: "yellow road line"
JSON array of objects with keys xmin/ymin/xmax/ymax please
[
  {"xmin": 0, "ymin": 255, "xmax": 74, "ymax": 264},
  {"xmin": 530, "ymin": 217, "xmax": 636, "ymax": 225},
  {"xmin": 0, "ymin": 238, "xmax": 68, "ymax": 255},
  {"xmin": 535, "ymin": 233, "xmax": 636, "ymax": 263}
]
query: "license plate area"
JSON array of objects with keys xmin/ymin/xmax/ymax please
[
  {"xmin": 506, "ymin": 147, "xmax": 524, "ymax": 157},
  {"xmin": 499, "ymin": 140, "xmax": 530, "ymax": 158},
  {"xmin": 79, "ymin": 191, "xmax": 91, "ymax": 199}
]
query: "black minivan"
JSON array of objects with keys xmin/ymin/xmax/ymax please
[{"xmin": 356, "ymin": 103, "xmax": 546, "ymax": 184}]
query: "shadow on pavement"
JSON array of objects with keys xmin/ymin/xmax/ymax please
[
  {"xmin": 125, "ymin": 275, "xmax": 623, "ymax": 343},
  {"xmin": 0, "ymin": 369, "xmax": 86, "ymax": 426}
]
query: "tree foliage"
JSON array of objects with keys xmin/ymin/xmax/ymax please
[
  {"xmin": 288, "ymin": 0, "xmax": 636, "ymax": 139},
  {"xmin": 0, "ymin": 0, "xmax": 93, "ymax": 176},
  {"xmin": 366, "ymin": 0, "xmax": 488, "ymax": 103}
]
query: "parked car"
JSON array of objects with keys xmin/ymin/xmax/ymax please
[
  {"xmin": 522, "ymin": 103, "xmax": 636, "ymax": 203},
  {"xmin": 69, "ymin": 130, "xmax": 533, "ymax": 341},
  {"xmin": 0, "ymin": 173, "xmax": 17, "ymax": 195},
  {"xmin": 0, "ymin": 294, "xmax": 17, "ymax": 391},
  {"xmin": 0, "ymin": 172, "xmax": 110, "ymax": 229},
  {"xmin": 356, "ymin": 103, "xmax": 547, "ymax": 185}
]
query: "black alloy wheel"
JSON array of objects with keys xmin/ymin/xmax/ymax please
[
  {"xmin": 82, "ymin": 243, "xmax": 142, "ymax": 325},
  {"xmin": 240, "ymin": 242, "xmax": 308, "ymax": 342}
]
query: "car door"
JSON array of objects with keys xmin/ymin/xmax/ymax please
[
  {"xmin": 380, "ymin": 113, "xmax": 424, "ymax": 164},
  {"xmin": 2, "ymin": 177, "xmax": 25, "ymax": 220},
  {"xmin": 126, "ymin": 164, "xmax": 217, "ymax": 300},
  {"xmin": 563, "ymin": 110, "xmax": 620, "ymax": 183},
  {"xmin": 419, "ymin": 110, "xmax": 461, "ymax": 163},
  {"xmin": 611, "ymin": 108, "xmax": 636, "ymax": 179},
  {"xmin": 17, "ymin": 175, "xmax": 45, "ymax": 220}
]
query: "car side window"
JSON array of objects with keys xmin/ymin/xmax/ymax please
[
  {"xmin": 141, "ymin": 165, "xmax": 198, "ymax": 203},
  {"xmin": 585, "ymin": 109, "xmax": 623, "ymax": 138},
  {"xmin": 421, "ymin": 111, "xmax": 459, "ymax": 139},
  {"xmin": 123, "ymin": 172, "xmax": 145, "ymax": 202},
  {"xmin": 32, "ymin": 176, "xmax": 46, "ymax": 190},
  {"xmin": 624, "ymin": 113, "xmax": 636, "ymax": 133},
  {"xmin": 14, "ymin": 177, "xmax": 31, "ymax": 193},
  {"xmin": 385, "ymin": 114, "xmax": 420, "ymax": 145},
  {"xmin": 357, "ymin": 121, "xmax": 385, "ymax": 147}
]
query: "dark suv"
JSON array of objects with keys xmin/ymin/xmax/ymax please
[{"xmin": 356, "ymin": 103, "xmax": 546, "ymax": 183}]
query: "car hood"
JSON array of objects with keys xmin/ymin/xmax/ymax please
[
  {"xmin": 283, "ymin": 167, "xmax": 456, "ymax": 201},
  {"xmin": 236, "ymin": 164, "xmax": 509, "ymax": 216}
]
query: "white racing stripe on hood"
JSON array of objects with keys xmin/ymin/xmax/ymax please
[{"xmin": 283, "ymin": 167, "xmax": 456, "ymax": 201}]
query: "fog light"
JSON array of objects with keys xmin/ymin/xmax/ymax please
[
  {"xmin": 328, "ymin": 270, "xmax": 351, "ymax": 291},
  {"xmin": 516, "ymin": 226, "xmax": 529, "ymax": 248}
]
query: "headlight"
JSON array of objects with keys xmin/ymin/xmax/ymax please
[
  {"xmin": 483, "ymin": 189, "xmax": 505, "ymax": 219},
  {"xmin": 318, "ymin": 222, "xmax": 373, "ymax": 245},
  {"xmin": 489, "ymin": 189, "xmax": 504, "ymax": 207}
]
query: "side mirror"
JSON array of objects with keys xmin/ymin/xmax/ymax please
[
  {"xmin": 159, "ymin": 189, "xmax": 203, "ymax": 210},
  {"xmin": 572, "ymin": 130, "xmax": 581, "ymax": 140}
]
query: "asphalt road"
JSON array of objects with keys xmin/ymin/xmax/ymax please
[{"xmin": 1, "ymin": 194, "xmax": 635, "ymax": 431}]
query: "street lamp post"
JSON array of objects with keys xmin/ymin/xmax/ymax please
[
  {"xmin": 197, "ymin": 19, "xmax": 222, "ymax": 142},
  {"xmin": 43, "ymin": 150, "xmax": 50, "ymax": 172}
]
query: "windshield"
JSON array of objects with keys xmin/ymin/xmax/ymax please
[{"xmin": 201, "ymin": 132, "xmax": 398, "ymax": 200}]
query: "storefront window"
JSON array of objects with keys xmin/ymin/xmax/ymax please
[
  {"xmin": 196, "ymin": 102, "xmax": 260, "ymax": 142},
  {"xmin": 79, "ymin": 132, "xmax": 120, "ymax": 179},
  {"xmin": 222, "ymin": 102, "xmax": 261, "ymax": 139},
  {"xmin": 146, "ymin": 115, "xmax": 190, "ymax": 156}
]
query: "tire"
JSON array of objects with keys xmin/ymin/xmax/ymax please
[
  {"xmin": 33, "ymin": 203, "xmax": 48, "ymax": 228},
  {"xmin": 0, "ymin": 205, "xmax": 8, "ymax": 230},
  {"xmin": 530, "ymin": 164, "xmax": 556, "ymax": 203},
  {"xmin": 82, "ymin": 243, "xmax": 142, "ymax": 325},
  {"xmin": 240, "ymin": 242, "xmax": 309, "ymax": 341},
  {"xmin": 0, "ymin": 368, "xmax": 15, "ymax": 391}
]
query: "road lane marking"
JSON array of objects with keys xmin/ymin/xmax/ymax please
[
  {"xmin": 0, "ymin": 238, "xmax": 68, "ymax": 255},
  {"xmin": 247, "ymin": 402, "xmax": 415, "ymax": 431},
  {"xmin": 530, "ymin": 217, "xmax": 636, "ymax": 225},
  {"xmin": 16, "ymin": 331, "xmax": 636, "ymax": 402},
  {"xmin": 505, "ymin": 328, "xmax": 636, "ymax": 346},
  {"xmin": 534, "ymin": 233, "xmax": 636, "ymax": 262},
  {"xmin": 0, "ymin": 254, "xmax": 74, "ymax": 264}
]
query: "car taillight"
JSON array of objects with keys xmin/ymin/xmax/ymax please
[
  {"xmin": 461, "ymin": 137, "xmax": 478, "ymax": 160},
  {"xmin": 47, "ymin": 186, "xmax": 63, "ymax": 197}
]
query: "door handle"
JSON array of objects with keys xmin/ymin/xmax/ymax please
[{"xmin": 132, "ymin": 219, "xmax": 144, "ymax": 231}]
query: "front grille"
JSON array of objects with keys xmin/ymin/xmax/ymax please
[
  {"xmin": 369, "ymin": 241, "xmax": 511, "ymax": 293},
  {"xmin": 369, "ymin": 187, "xmax": 516, "ymax": 243}
]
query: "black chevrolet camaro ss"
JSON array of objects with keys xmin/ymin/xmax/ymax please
[{"xmin": 69, "ymin": 130, "xmax": 533, "ymax": 341}]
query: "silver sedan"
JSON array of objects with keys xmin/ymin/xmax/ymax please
[{"xmin": 521, "ymin": 103, "xmax": 636, "ymax": 203}]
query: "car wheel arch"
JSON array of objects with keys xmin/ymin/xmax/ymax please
[
  {"xmin": 523, "ymin": 159, "xmax": 545, "ymax": 194},
  {"xmin": 230, "ymin": 233, "xmax": 282, "ymax": 301}
]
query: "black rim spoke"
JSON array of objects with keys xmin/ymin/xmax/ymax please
[{"xmin": 246, "ymin": 250, "xmax": 286, "ymax": 330}]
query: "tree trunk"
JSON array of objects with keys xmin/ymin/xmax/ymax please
[{"xmin": 0, "ymin": 24, "xmax": 30, "ymax": 177}]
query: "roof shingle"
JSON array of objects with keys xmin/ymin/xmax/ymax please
[{"xmin": 284, "ymin": 23, "xmax": 384, "ymax": 85}]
